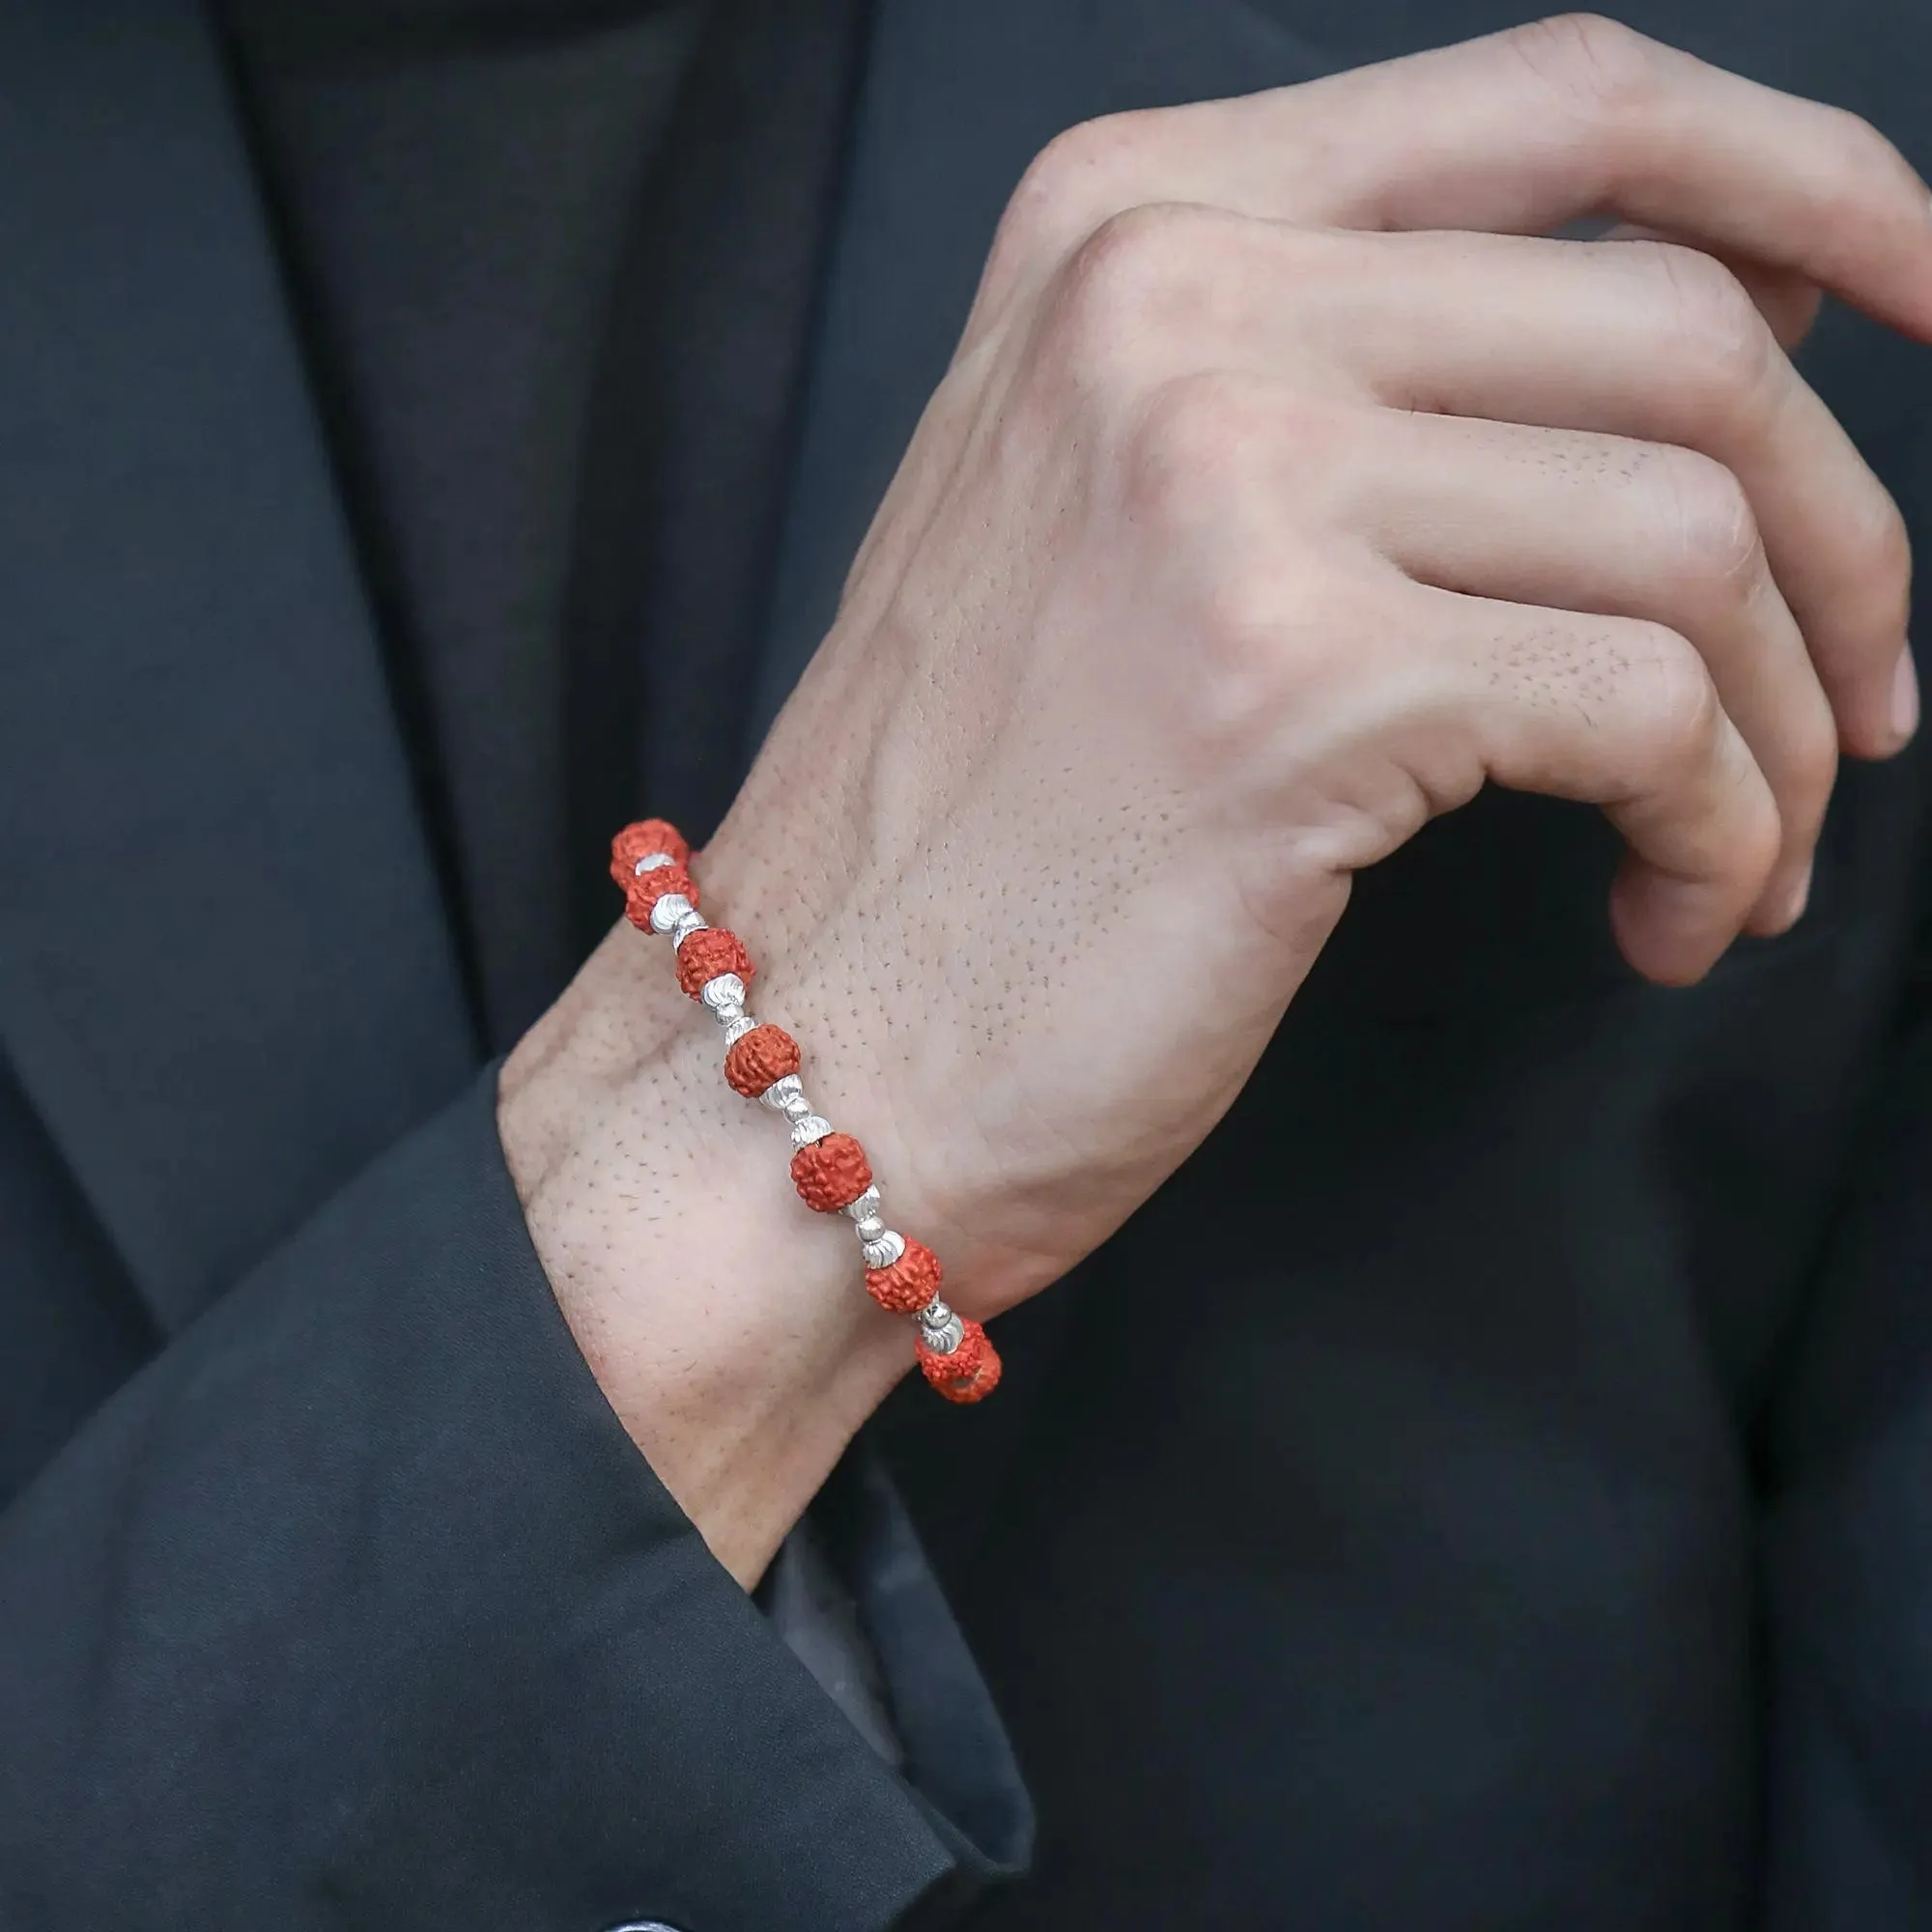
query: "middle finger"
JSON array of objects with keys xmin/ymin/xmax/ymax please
[{"xmin": 1291, "ymin": 225, "xmax": 1914, "ymax": 760}]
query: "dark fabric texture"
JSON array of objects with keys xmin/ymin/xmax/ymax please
[
  {"xmin": 0, "ymin": 1066, "xmax": 974, "ymax": 1931},
  {"xmin": 0, "ymin": 0, "xmax": 1022, "ymax": 1922},
  {"xmin": 232, "ymin": 0, "xmax": 711, "ymax": 1044},
  {"xmin": 0, "ymin": 1057, "xmax": 157, "ymax": 1499},
  {"xmin": 562, "ymin": 0, "xmax": 873, "ymax": 944},
  {"xmin": 1763, "ymin": 990, "xmax": 1932, "ymax": 1928},
  {"xmin": 229, "ymin": 0, "xmax": 870, "ymax": 1038},
  {"xmin": 759, "ymin": 1450, "xmax": 1036, "ymax": 1875},
  {"xmin": 0, "ymin": 0, "xmax": 477, "ymax": 1338}
]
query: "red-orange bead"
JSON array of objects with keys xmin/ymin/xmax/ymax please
[
  {"xmin": 918, "ymin": 1321, "xmax": 1001, "ymax": 1404},
  {"xmin": 724, "ymin": 1024, "xmax": 801, "ymax": 1098},
  {"xmin": 924, "ymin": 1320, "xmax": 987, "ymax": 1380},
  {"xmin": 623, "ymin": 863, "xmax": 697, "ymax": 928},
  {"xmin": 675, "ymin": 928, "xmax": 753, "ymax": 998},
  {"xmin": 943, "ymin": 1351, "xmax": 1003, "ymax": 1405},
  {"xmin": 790, "ymin": 1132, "xmax": 872, "ymax": 1211},
  {"xmin": 610, "ymin": 819, "xmax": 691, "ymax": 885},
  {"xmin": 866, "ymin": 1238, "xmax": 942, "ymax": 1315}
]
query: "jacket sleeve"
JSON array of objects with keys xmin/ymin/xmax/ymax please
[{"xmin": 0, "ymin": 1065, "xmax": 1028, "ymax": 1932}]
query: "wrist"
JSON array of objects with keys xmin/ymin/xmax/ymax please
[
  {"xmin": 690, "ymin": 799, "xmax": 1071, "ymax": 1320},
  {"xmin": 498, "ymin": 923, "xmax": 913, "ymax": 1588}
]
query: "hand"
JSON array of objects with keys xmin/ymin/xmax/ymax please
[{"xmin": 504, "ymin": 17, "xmax": 1930, "ymax": 1581}]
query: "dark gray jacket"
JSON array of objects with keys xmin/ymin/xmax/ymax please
[{"xmin": 4, "ymin": 1, "xmax": 1932, "ymax": 1926}]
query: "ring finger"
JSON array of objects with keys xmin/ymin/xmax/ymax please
[{"xmin": 1331, "ymin": 409, "xmax": 1831, "ymax": 927}]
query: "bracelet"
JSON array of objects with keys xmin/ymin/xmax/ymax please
[{"xmin": 611, "ymin": 819, "xmax": 1001, "ymax": 1404}]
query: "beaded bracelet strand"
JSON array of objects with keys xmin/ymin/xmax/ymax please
[{"xmin": 611, "ymin": 819, "xmax": 1001, "ymax": 1404}]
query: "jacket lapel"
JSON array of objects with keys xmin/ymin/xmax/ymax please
[{"xmin": 0, "ymin": 0, "xmax": 476, "ymax": 1332}]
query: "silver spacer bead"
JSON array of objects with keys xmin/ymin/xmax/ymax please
[
  {"xmin": 759, "ymin": 1074, "xmax": 804, "ymax": 1113},
  {"xmin": 647, "ymin": 893, "xmax": 693, "ymax": 935},
  {"xmin": 862, "ymin": 1230, "xmax": 906, "ymax": 1270},
  {"xmin": 699, "ymin": 974, "xmax": 747, "ymax": 1013},
  {"xmin": 918, "ymin": 1302, "xmax": 964, "ymax": 1353},
  {"xmin": 633, "ymin": 852, "xmax": 677, "ymax": 874},
  {"xmin": 670, "ymin": 912, "xmax": 708, "ymax": 947},
  {"xmin": 722, "ymin": 1014, "xmax": 760, "ymax": 1048},
  {"xmin": 843, "ymin": 1186, "xmax": 882, "ymax": 1222},
  {"xmin": 852, "ymin": 1212, "xmax": 887, "ymax": 1243},
  {"xmin": 790, "ymin": 1114, "xmax": 834, "ymax": 1148}
]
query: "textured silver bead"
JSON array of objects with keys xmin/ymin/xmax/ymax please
[
  {"xmin": 633, "ymin": 852, "xmax": 676, "ymax": 874},
  {"xmin": 790, "ymin": 1114, "xmax": 834, "ymax": 1148},
  {"xmin": 780, "ymin": 1090, "xmax": 813, "ymax": 1123},
  {"xmin": 699, "ymin": 974, "xmax": 746, "ymax": 1013},
  {"xmin": 722, "ymin": 1014, "xmax": 760, "ymax": 1047},
  {"xmin": 862, "ymin": 1230, "xmax": 906, "ymax": 1270},
  {"xmin": 843, "ymin": 1185, "xmax": 882, "ymax": 1222},
  {"xmin": 670, "ymin": 911, "xmax": 708, "ymax": 947},
  {"xmin": 647, "ymin": 893, "xmax": 693, "ymax": 935},
  {"xmin": 918, "ymin": 1303, "xmax": 964, "ymax": 1353},
  {"xmin": 759, "ymin": 1074, "xmax": 804, "ymax": 1113},
  {"xmin": 852, "ymin": 1211, "xmax": 887, "ymax": 1243}
]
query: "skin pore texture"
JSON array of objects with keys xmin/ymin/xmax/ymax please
[{"xmin": 500, "ymin": 15, "xmax": 1930, "ymax": 1587}]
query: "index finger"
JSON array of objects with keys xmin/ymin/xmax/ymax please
[{"xmin": 989, "ymin": 14, "xmax": 1932, "ymax": 341}]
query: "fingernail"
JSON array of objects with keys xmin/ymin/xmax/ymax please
[
  {"xmin": 1780, "ymin": 862, "xmax": 1813, "ymax": 931},
  {"xmin": 1892, "ymin": 646, "xmax": 1920, "ymax": 747}
]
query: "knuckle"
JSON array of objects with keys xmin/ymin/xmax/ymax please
[
  {"xmin": 1119, "ymin": 376, "xmax": 1360, "ymax": 690},
  {"xmin": 1634, "ymin": 242, "xmax": 1778, "ymax": 416},
  {"xmin": 999, "ymin": 114, "xmax": 1144, "ymax": 265},
  {"xmin": 1784, "ymin": 698, "xmax": 1841, "ymax": 809},
  {"xmin": 1629, "ymin": 622, "xmax": 1724, "ymax": 767},
  {"xmin": 1121, "ymin": 373, "xmax": 1339, "ymax": 532},
  {"xmin": 1850, "ymin": 490, "xmax": 1915, "ymax": 634},
  {"xmin": 1194, "ymin": 568, "xmax": 1297, "ymax": 694},
  {"xmin": 1719, "ymin": 785, "xmax": 1785, "ymax": 896},
  {"xmin": 1069, "ymin": 202, "xmax": 1196, "ymax": 305},
  {"xmin": 1196, "ymin": 545, "xmax": 1369, "ymax": 702},
  {"xmin": 1820, "ymin": 104, "xmax": 1927, "ymax": 214},
  {"xmin": 1502, "ymin": 14, "xmax": 1660, "ymax": 116},
  {"xmin": 1656, "ymin": 451, "xmax": 1763, "ymax": 591},
  {"xmin": 1121, "ymin": 371, "xmax": 1265, "ymax": 526},
  {"xmin": 1006, "ymin": 121, "xmax": 1101, "ymax": 239},
  {"xmin": 1048, "ymin": 203, "xmax": 1201, "ymax": 381}
]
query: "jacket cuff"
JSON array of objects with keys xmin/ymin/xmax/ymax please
[
  {"xmin": 765, "ymin": 1445, "xmax": 1034, "ymax": 1891},
  {"xmin": 0, "ymin": 1065, "xmax": 1000, "ymax": 1931}
]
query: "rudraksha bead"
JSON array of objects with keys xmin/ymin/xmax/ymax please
[
  {"xmin": 866, "ymin": 1237, "xmax": 942, "ymax": 1315},
  {"xmin": 944, "ymin": 1352, "xmax": 1003, "ymax": 1405},
  {"xmin": 610, "ymin": 818, "xmax": 691, "ymax": 882},
  {"xmin": 675, "ymin": 928, "xmax": 753, "ymax": 998},
  {"xmin": 724, "ymin": 1024, "xmax": 802, "ymax": 1098},
  {"xmin": 624, "ymin": 863, "xmax": 696, "ymax": 928},
  {"xmin": 790, "ymin": 1132, "xmax": 872, "ymax": 1211},
  {"xmin": 917, "ymin": 1320, "xmax": 1001, "ymax": 1403}
]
